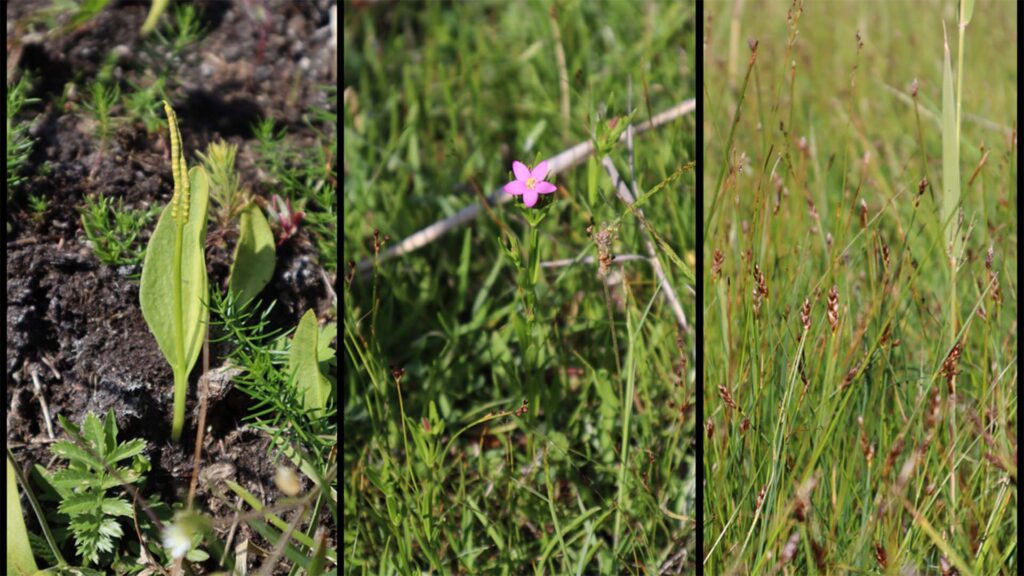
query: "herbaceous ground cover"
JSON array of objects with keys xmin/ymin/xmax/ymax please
[
  {"xmin": 703, "ymin": 1, "xmax": 1016, "ymax": 574},
  {"xmin": 344, "ymin": 1, "xmax": 696, "ymax": 572}
]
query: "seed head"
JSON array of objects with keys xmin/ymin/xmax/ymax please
[{"xmin": 826, "ymin": 285, "xmax": 840, "ymax": 332}]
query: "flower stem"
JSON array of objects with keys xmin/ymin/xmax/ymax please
[{"xmin": 171, "ymin": 220, "xmax": 186, "ymax": 442}]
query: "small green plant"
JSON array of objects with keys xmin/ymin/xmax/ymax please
[
  {"xmin": 27, "ymin": 193, "xmax": 49, "ymax": 222},
  {"xmin": 48, "ymin": 409, "xmax": 150, "ymax": 567},
  {"xmin": 7, "ymin": 75, "xmax": 38, "ymax": 200},
  {"xmin": 229, "ymin": 202, "xmax": 276, "ymax": 304},
  {"xmin": 209, "ymin": 291, "xmax": 336, "ymax": 488},
  {"xmin": 152, "ymin": 3, "xmax": 205, "ymax": 55},
  {"xmin": 123, "ymin": 76, "xmax": 168, "ymax": 135},
  {"xmin": 197, "ymin": 139, "xmax": 248, "ymax": 229},
  {"xmin": 253, "ymin": 92, "xmax": 337, "ymax": 271},
  {"xmin": 79, "ymin": 193, "xmax": 158, "ymax": 267},
  {"xmin": 81, "ymin": 80, "xmax": 121, "ymax": 170},
  {"xmin": 140, "ymin": 101, "xmax": 210, "ymax": 443}
]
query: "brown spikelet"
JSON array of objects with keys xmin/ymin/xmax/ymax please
[
  {"xmin": 752, "ymin": 264, "xmax": 768, "ymax": 316},
  {"xmin": 859, "ymin": 198, "xmax": 868, "ymax": 228},
  {"xmin": 986, "ymin": 246, "xmax": 1003, "ymax": 305},
  {"xmin": 874, "ymin": 543, "xmax": 887, "ymax": 569},
  {"xmin": 593, "ymin": 223, "xmax": 618, "ymax": 277},
  {"xmin": 800, "ymin": 298, "xmax": 811, "ymax": 333},
  {"xmin": 881, "ymin": 242, "xmax": 890, "ymax": 273},
  {"xmin": 857, "ymin": 416, "xmax": 875, "ymax": 467},
  {"xmin": 826, "ymin": 285, "xmax": 839, "ymax": 332},
  {"xmin": 705, "ymin": 418, "xmax": 714, "ymax": 439},
  {"xmin": 880, "ymin": 322, "xmax": 892, "ymax": 346},
  {"xmin": 840, "ymin": 363, "xmax": 860, "ymax": 391},
  {"xmin": 941, "ymin": 341, "xmax": 962, "ymax": 394},
  {"xmin": 754, "ymin": 483, "xmax": 767, "ymax": 512},
  {"xmin": 882, "ymin": 435, "xmax": 905, "ymax": 479},
  {"xmin": 718, "ymin": 385, "xmax": 739, "ymax": 412},
  {"xmin": 810, "ymin": 537, "xmax": 827, "ymax": 571},
  {"xmin": 711, "ymin": 249, "xmax": 724, "ymax": 281}
]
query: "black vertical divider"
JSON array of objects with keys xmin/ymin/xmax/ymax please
[{"xmin": 695, "ymin": 1, "xmax": 706, "ymax": 574}]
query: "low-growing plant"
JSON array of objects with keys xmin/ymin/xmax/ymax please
[
  {"xmin": 47, "ymin": 409, "xmax": 150, "ymax": 567},
  {"xmin": 197, "ymin": 139, "xmax": 248, "ymax": 229},
  {"xmin": 140, "ymin": 101, "xmax": 210, "ymax": 443},
  {"xmin": 151, "ymin": 3, "xmax": 205, "ymax": 56},
  {"xmin": 123, "ymin": 76, "xmax": 169, "ymax": 136},
  {"xmin": 209, "ymin": 290, "xmax": 336, "ymax": 489},
  {"xmin": 79, "ymin": 193, "xmax": 158, "ymax": 268},
  {"xmin": 252, "ymin": 89, "xmax": 337, "ymax": 271},
  {"xmin": 27, "ymin": 193, "xmax": 49, "ymax": 223},
  {"xmin": 229, "ymin": 201, "xmax": 277, "ymax": 304},
  {"xmin": 81, "ymin": 80, "xmax": 122, "ymax": 171},
  {"xmin": 7, "ymin": 74, "xmax": 38, "ymax": 201}
]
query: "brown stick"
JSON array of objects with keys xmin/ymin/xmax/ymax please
[{"xmin": 354, "ymin": 98, "xmax": 696, "ymax": 277}]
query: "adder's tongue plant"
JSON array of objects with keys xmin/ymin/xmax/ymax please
[{"xmin": 140, "ymin": 101, "xmax": 210, "ymax": 442}]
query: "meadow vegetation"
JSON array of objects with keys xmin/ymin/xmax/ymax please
[
  {"xmin": 344, "ymin": 1, "xmax": 696, "ymax": 572},
  {"xmin": 702, "ymin": 1, "xmax": 1017, "ymax": 574}
]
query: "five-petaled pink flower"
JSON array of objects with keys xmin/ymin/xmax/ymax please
[{"xmin": 503, "ymin": 160, "xmax": 556, "ymax": 208}]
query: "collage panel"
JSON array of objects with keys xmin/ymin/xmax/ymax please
[
  {"xmin": 344, "ymin": 1, "xmax": 696, "ymax": 573},
  {"xmin": 702, "ymin": 1, "xmax": 1017, "ymax": 574}
]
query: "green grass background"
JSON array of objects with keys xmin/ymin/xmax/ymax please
[
  {"xmin": 703, "ymin": 1, "xmax": 1016, "ymax": 574},
  {"xmin": 344, "ymin": 1, "xmax": 695, "ymax": 572}
]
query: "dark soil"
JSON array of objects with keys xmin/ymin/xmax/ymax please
[{"xmin": 6, "ymin": 0, "xmax": 337, "ymax": 573}]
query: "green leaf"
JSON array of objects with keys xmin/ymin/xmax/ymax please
[
  {"xmin": 317, "ymin": 322, "xmax": 337, "ymax": 364},
  {"xmin": 7, "ymin": 456, "xmax": 40, "ymax": 575},
  {"xmin": 50, "ymin": 442, "xmax": 103, "ymax": 472},
  {"xmin": 60, "ymin": 493, "xmax": 104, "ymax": 516},
  {"xmin": 289, "ymin": 310, "xmax": 330, "ymax": 416},
  {"xmin": 941, "ymin": 24, "xmax": 960, "ymax": 248},
  {"xmin": 81, "ymin": 413, "xmax": 104, "ymax": 457},
  {"xmin": 961, "ymin": 0, "xmax": 974, "ymax": 26},
  {"xmin": 50, "ymin": 470, "xmax": 104, "ymax": 491},
  {"xmin": 140, "ymin": 165, "xmax": 210, "ymax": 380},
  {"xmin": 228, "ymin": 202, "xmax": 276, "ymax": 304},
  {"xmin": 99, "ymin": 497, "xmax": 133, "ymax": 517},
  {"xmin": 104, "ymin": 439, "xmax": 146, "ymax": 466}
]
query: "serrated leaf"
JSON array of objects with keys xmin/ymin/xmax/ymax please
[
  {"xmin": 60, "ymin": 493, "xmax": 103, "ymax": 516},
  {"xmin": 50, "ymin": 470, "xmax": 104, "ymax": 491},
  {"xmin": 81, "ymin": 414, "xmax": 104, "ymax": 456},
  {"xmin": 51, "ymin": 442, "xmax": 103, "ymax": 472},
  {"xmin": 100, "ymin": 497, "xmax": 132, "ymax": 517},
  {"xmin": 289, "ymin": 310, "xmax": 330, "ymax": 416},
  {"xmin": 228, "ymin": 202, "xmax": 276, "ymax": 304},
  {"xmin": 105, "ymin": 439, "xmax": 146, "ymax": 465},
  {"xmin": 97, "ymin": 517, "xmax": 123, "ymax": 540}
]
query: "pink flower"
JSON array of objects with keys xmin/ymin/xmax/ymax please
[{"xmin": 503, "ymin": 160, "xmax": 556, "ymax": 208}]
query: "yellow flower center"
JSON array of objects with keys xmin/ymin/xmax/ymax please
[{"xmin": 526, "ymin": 177, "xmax": 536, "ymax": 189}]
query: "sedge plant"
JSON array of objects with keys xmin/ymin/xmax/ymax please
[{"xmin": 140, "ymin": 101, "xmax": 210, "ymax": 442}]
